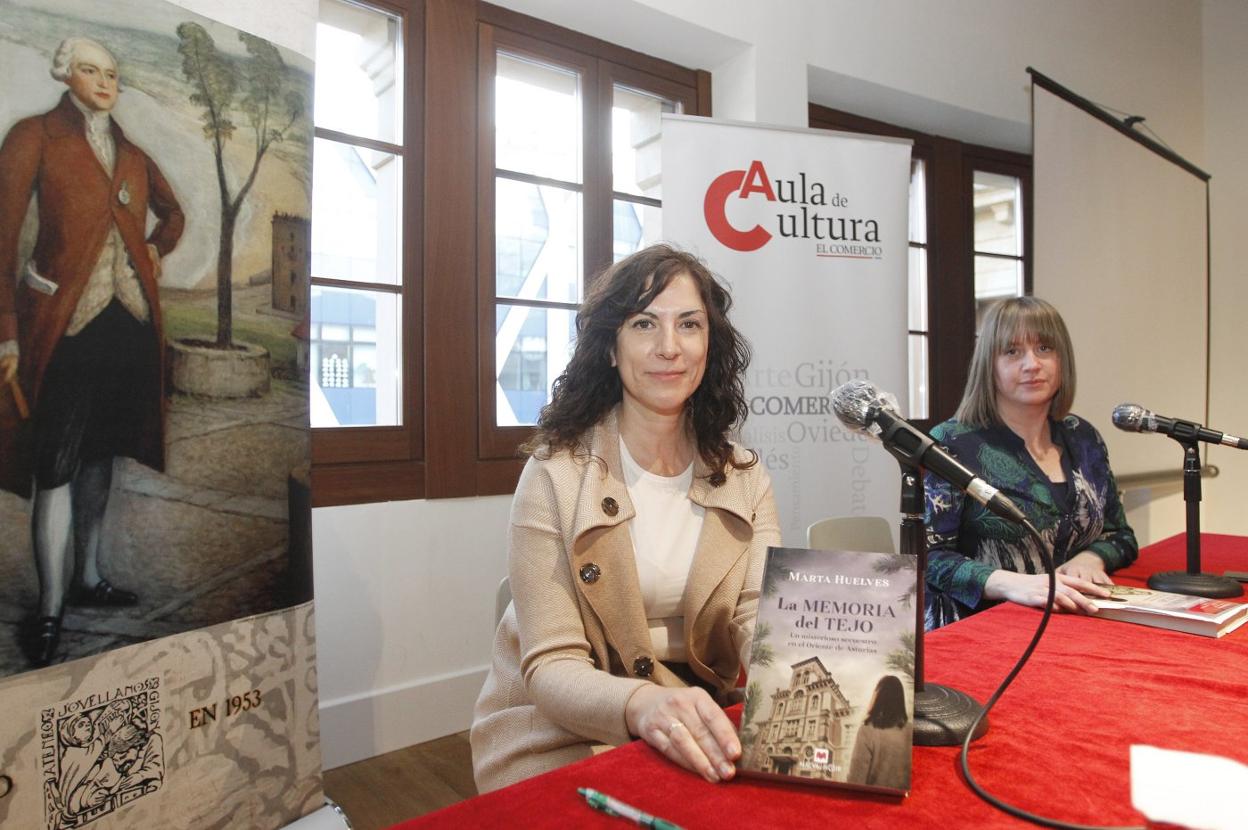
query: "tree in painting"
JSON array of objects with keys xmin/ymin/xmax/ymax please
[{"xmin": 176, "ymin": 22, "xmax": 304, "ymax": 346}]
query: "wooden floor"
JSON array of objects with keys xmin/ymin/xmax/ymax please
[{"xmin": 323, "ymin": 732, "xmax": 477, "ymax": 830}]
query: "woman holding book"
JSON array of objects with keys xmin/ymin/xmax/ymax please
[
  {"xmin": 471, "ymin": 245, "xmax": 780, "ymax": 792},
  {"xmin": 923, "ymin": 296, "xmax": 1137, "ymax": 630}
]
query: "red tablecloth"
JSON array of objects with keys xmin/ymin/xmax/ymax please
[{"xmin": 393, "ymin": 534, "xmax": 1248, "ymax": 829}]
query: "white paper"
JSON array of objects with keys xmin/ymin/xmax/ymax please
[
  {"xmin": 1131, "ymin": 745, "xmax": 1248, "ymax": 830},
  {"xmin": 281, "ymin": 804, "xmax": 352, "ymax": 830}
]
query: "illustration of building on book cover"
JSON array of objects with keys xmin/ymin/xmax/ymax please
[{"xmin": 738, "ymin": 546, "xmax": 916, "ymax": 795}]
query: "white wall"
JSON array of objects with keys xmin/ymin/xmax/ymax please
[
  {"xmin": 1202, "ymin": 0, "xmax": 1248, "ymax": 542},
  {"xmin": 296, "ymin": 0, "xmax": 1241, "ymax": 768},
  {"xmin": 501, "ymin": 0, "xmax": 1205, "ymax": 150},
  {"xmin": 312, "ymin": 497, "xmax": 511, "ymax": 768}
]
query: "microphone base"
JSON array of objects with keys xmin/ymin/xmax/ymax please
[
  {"xmin": 1147, "ymin": 570, "xmax": 1244, "ymax": 599},
  {"xmin": 913, "ymin": 684, "xmax": 989, "ymax": 746}
]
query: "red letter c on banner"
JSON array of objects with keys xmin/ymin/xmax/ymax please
[{"xmin": 703, "ymin": 170, "xmax": 772, "ymax": 252}]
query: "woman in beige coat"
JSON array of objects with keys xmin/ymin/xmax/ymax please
[{"xmin": 471, "ymin": 245, "xmax": 780, "ymax": 793}]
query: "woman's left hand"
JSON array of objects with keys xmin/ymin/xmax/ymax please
[{"xmin": 1057, "ymin": 551, "xmax": 1113, "ymax": 585}]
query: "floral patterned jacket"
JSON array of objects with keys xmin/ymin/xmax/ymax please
[{"xmin": 922, "ymin": 414, "xmax": 1138, "ymax": 629}]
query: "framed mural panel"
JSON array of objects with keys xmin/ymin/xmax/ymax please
[{"xmin": 0, "ymin": 0, "xmax": 320, "ymax": 827}]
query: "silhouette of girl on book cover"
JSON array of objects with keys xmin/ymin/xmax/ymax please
[{"xmin": 847, "ymin": 674, "xmax": 912, "ymax": 790}]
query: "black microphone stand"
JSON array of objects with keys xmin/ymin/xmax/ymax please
[
  {"xmin": 898, "ymin": 464, "xmax": 989, "ymax": 746},
  {"xmin": 1146, "ymin": 439, "xmax": 1242, "ymax": 598}
]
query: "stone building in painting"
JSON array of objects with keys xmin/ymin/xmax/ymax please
[{"xmin": 272, "ymin": 213, "xmax": 310, "ymax": 316}]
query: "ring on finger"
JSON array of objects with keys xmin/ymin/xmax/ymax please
[{"xmin": 667, "ymin": 720, "xmax": 684, "ymax": 736}]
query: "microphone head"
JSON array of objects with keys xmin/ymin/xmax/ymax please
[
  {"xmin": 1112, "ymin": 403, "xmax": 1147, "ymax": 433},
  {"xmin": 831, "ymin": 380, "xmax": 900, "ymax": 436}
]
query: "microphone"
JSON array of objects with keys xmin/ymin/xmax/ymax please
[
  {"xmin": 1111, "ymin": 404, "xmax": 1248, "ymax": 450},
  {"xmin": 831, "ymin": 380, "xmax": 1027, "ymax": 524}
]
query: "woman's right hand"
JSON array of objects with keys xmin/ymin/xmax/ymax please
[
  {"xmin": 624, "ymin": 684, "xmax": 741, "ymax": 783},
  {"xmin": 983, "ymin": 569, "xmax": 1111, "ymax": 614}
]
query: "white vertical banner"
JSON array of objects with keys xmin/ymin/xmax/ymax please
[{"xmin": 662, "ymin": 116, "xmax": 912, "ymax": 544}]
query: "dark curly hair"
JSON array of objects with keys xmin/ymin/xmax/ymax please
[{"xmin": 523, "ymin": 244, "xmax": 755, "ymax": 483}]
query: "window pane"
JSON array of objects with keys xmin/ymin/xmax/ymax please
[
  {"xmin": 974, "ymin": 255, "xmax": 1024, "ymax": 330},
  {"xmin": 612, "ymin": 85, "xmax": 677, "ymax": 198},
  {"xmin": 496, "ymin": 52, "xmax": 581, "ymax": 183},
  {"xmin": 312, "ymin": 138, "xmax": 402, "ymax": 284},
  {"xmin": 315, "ymin": 0, "xmax": 402, "ymax": 144},
  {"xmin": 311, "ymin": 286, "xmax": 401, "ymax": 427},
  {"xmin": 495, "ymin": 304, "xmax": 577, "ymax": 426},
  {"xmin": 322, "ymin": 323, "xmax": 349, "ymax": 342},
  {"xmin": 496, "ymin": 178, "xmax": 583, "ymax": 302},
  {"xmin": 352, "ymin": 345, "xmax": 378, "ymax": 388},
  {"xmin": 613, "ymin": 199, "xmax": 662, "ymax": 262},
  {"xmin": 908, "ymin": 159, "xmax": 927, "ymax": 244},
  {"xmin": 973, "ymin": 170, "xmax": 1022, "ymax": 256},
  {"xmin": 908, "ymin": 334, "xmax": 929, "ymax": 419},
  {"xmin": 974, "ymin": 255, "xmax": 1023, "ymax": 301},
  {"xmin": 908, "ymin": 245, "xmax": 927, "ymax": 331}
]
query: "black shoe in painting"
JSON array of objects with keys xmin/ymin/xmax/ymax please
[
  {"xmin": 68, "ymin": 578, "xmax": 140, "ymax": 607},
  {"xmin": 20, "ymin": 616, "xmax": 61, "ymax": 668}
]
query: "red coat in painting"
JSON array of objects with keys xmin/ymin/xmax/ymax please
[{"xmin": 0, "ymin": 92, "xmax": 184, "ymax": 497}]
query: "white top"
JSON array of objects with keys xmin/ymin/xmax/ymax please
[{"xmin": 620, "ymin": 436, "xmax": 706, "ymax": 662}]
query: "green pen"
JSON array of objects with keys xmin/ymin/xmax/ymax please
[{"xmin": 577, "ymin": 787, "xmax": 685, "ymax": 830}]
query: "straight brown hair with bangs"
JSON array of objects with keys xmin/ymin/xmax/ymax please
[{"xmin": 954, "ymin": 296, "xmax": 1077, "ymax": 428}]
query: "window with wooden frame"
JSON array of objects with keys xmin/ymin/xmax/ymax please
[
  {"xmin": 310, "ymin": 0, "xmax": 424, "ymax": 506},
  {"xmin": 809, "ymin": 104, "xmax": 1031, "ymax": 428},
  {"xmin": 311, "ymin": 0, "xmax": 710, "ymax": 504},
  {"xmin": 467, "ymin": 5, "xmax": 711, "ymax": 493}
]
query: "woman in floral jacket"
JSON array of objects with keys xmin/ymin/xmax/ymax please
[{"xmin": 924, "ymin": 297, "xmax": 1137, "ymax": 630}]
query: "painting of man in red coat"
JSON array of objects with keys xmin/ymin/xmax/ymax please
[{"xmin": 0, "ymin": 36, "xmax": 184, "ymax": 667}]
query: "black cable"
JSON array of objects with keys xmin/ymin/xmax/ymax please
[{"xmin": 956, "ymin": 518, "xmax": 1145, "ymax": 830}]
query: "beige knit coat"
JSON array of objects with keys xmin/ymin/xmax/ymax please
[{"xmin": 470, "ymin": 410, "xmax": 781, "ymax": 792}]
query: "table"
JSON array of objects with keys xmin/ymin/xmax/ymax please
[{"xmin": 394, "ymin": 534, "xmax": 1248, "ymax": 829}]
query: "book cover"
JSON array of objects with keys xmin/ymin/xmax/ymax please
[
  {"xmin": 738, "ymin": 546, "xmax": 917, "ymax": 795},
  {"xmin": 1090, "ymin": 585, "xmax": 1248, "ymax": 638}
]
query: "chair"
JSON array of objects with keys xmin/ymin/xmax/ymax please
[
  {"xmin": 806, "ymin": 516, "xmax": 895, "ymax": 554},
  {"xmin": 495, "ymin": 576, "xmax": 512, "ymax": 625}
]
